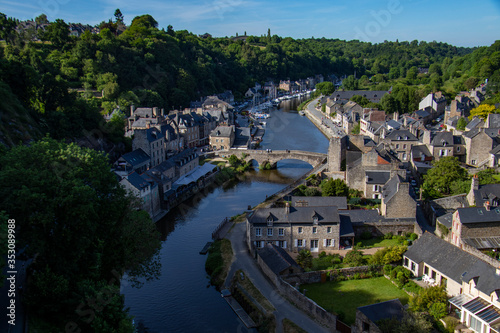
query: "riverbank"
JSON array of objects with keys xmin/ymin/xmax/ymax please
[{"xmin": 303, "ymin": 97, "xmax": 346, "ymax": 139}]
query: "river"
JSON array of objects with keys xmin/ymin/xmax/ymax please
[{"xmin": 122, "ymin": 95, "xmax": 329, "ymax": 332}]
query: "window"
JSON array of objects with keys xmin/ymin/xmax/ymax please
[
  {"xmin": 255, "ymin": 228, "xmax": 261, "ymax": 237},
  {"xmin": 411, "ymin": 262, "xmax": 415, "ymax": 271},
  {"xmin": 313, "ymin": 216, "xmax": 318, "ymax": 224},
  {"xmin": 297, "ymin": 239, "xmax": 303, "ymax": 247},
  {"xmin": 402, "ymin": 153, "xmax": 407, "ymax": 160},
  {"xmin": 363, "ymin": 322, "xmax": 370, "ymax": 331},
  {"xmin": 267, "ymin": 228, "xmax": 273, "ymax": 237},
  {"xmin": 298, "ymin": 227, "xmax": 303, "ymax": 234},
  {"xmin": 326, "ymin": 239, "xmax": 334, "ymax": 247},
  {"xmin": 312, "ymin": 227, "xmax": 317, "ymax": 234},
  {"xmin": 396, "ymin": 144, "xmax": 400, "ymax": 149},
  {"xmin": 472, "ymin": 160, "xmax": 477, "ymax": 165},
  {"xmin": 278, "ymin": 240, "xmax": 285, "ymax": 248},
  {"xmin": 278, "ymin": 228, "xmax": 284, "ymax": 236},
  {"xmin": 404, "ymin": 258, "xmax": 409, "ymax": 267},
  {"xmin": 256, "ymin": 241, "xmax": 263, "ymax": 248},
  {"xmin": 310, "ymin": 239, "xmax": 319, "ymax": 249},
  {"xmin": 327, "ymin": 227, "xmax": 332, "ymax": 233},
  {"xmin": 403, "ymin": 144, "xmax": 407, "ymax": 149},
  {"xmin": 457, "ymin": 146, "xmax": 461, "ymax": 152},
  {"xmin": 373, "ymin": 185, "xmax": 381, "ymax": 192},
  {"xmin": 267, "ymin": 217, "xmax": 273, "ymax": 226},
  {"xmin": 373, "ymin": 194, "xmax": 380, "ymax": 199}
]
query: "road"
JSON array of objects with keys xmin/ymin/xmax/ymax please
[
  {"xmin": 224, "ymin": 222, "xmax": 331, "ymax": 333},
  {"xmin": 305, "ymin": 98, "xmax": 345, "ymax": 138}
]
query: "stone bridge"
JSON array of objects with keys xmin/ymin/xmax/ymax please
[{"xmin": 216, "ymin": 149, "xmax": 327, "ymax": 168}]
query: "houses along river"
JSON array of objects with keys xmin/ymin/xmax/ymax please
[{"xmin": 122, "ymin": 97, "xmax": 329, "ymax": 332}]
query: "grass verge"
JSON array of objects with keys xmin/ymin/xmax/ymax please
[
  {"xmin": 301, "ymin": 277, "xmax": 410, "ymax": 325},
  {"xmin": 283, "ymin": 318, "xmax": 308, "ymax": 333},
  {"xmin": 205, "ymin": 239, "xmax": 233, "ymax": 288},
  {"xmin": 233, "ymin": 270, "xmax": 275, "ymax": 313}
]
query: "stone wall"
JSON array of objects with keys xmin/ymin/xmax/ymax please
[
  {"xmin": 382, "ymin": 183, "xmax": 416, "ymax": 219},
  {"xmin": 255, "ymin": 255, "xmax": 338, "ymax": 331},
  {"xmin": 352, "ymin": 221, "xmax": 416, "ymax": 237},
  {"xmin": 461, "ymin": 242, "xmax": 500, "ymax": 267},
  {"xmin": 283, "ymin": 266, "xmax": 379, "ymax": 285}
]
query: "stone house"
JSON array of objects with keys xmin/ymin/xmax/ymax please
[
  {"xmin": 364, "ymin": 171, "xmax": 391, "ymax": 199},
  {"xmin": 467, "ymin": 175, "xmax": 500, "ymax": 208},
  {"xmin": 353, "ymin": 299, "xmax": 405, "ymax": 333},
  {"xmin": 132, "ymin": 127, "xmax": 165, "ymax": 168},
  {"xmin": 246, "ymin": 203, "xmax": 354, "ymax": 253},
  {"xmin": 119, "ymin": 171, "xmax": 161, "ymax": 219},
  {"xmin": 114, "ymin": 148, "xmax": 150, "ymax": 176},
  {"xmin": 359, "ymin": 109, "xmax": 386, "ymax": 138},
  {"xmin": 209, "ymin": 125, "xmax": 235, "ymax": 150},
  {"xmin": 177, "ymin": 112, "xmax": 199, "ymax": 149},
  {"xmin": 450, "ymin": 205, "xmax": 500, "ymax": 250},
  {"xmin": 409, "ymin": 144, "xmax": 433, "ymax": 176},
  {"xmin": 463, "ymin": 128, "xmax": 500, "ymax": 167},
  {"xmin": 428, "ymin": 131, "xmax": 466, "ymax": 161},
  {"xmin": 380, "ymin": 172, "xmax": 416, "ymax": 219},
  {"xmin": 381, "ymin": 129, "xmax": 419, "ymax": 163},
  {"xmin": 330, "ymin": 90, "xmax": 388, "ymax": 104},
  {"xmin": 346, "ymin": 144, "xmax": 400, "ymax": 193},
  {"xmin": 403, "ymin": 232, "xmax": 500, "ymax": 333},
  {"xmin": 169, "ymin": 149, "xmax": 199, "ymax": 181}
]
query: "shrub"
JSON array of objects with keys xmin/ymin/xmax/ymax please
[
  {"xmin": 319, "ymin": 251, "xmax": 327, "ymax": 258},
  {"xmin": 429, "ymin": 302, "xmax": 447, "ymax": 320},
  {"xmin": 383, "ymin": 264, "xmax": 393, "ymax": 276},
  {"xmin": 344, "ymin": 249, "xmax": 365, "ymax": 267},
  {"xmin": 384, "ymin": 232, "xmax": 394, "ymax": 239},
  {"xmin": 361, "ymin": 231, "xmax": 372, "ymax": 240}
]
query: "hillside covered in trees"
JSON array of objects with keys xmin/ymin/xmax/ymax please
[{"xmin": 1, "ymin": 11, "xmax": 499, "ymax": 147}]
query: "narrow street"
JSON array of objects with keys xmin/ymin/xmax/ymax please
[{"xmin": 224, "ymin": 222, "xmax": 331, "ymax": 333}]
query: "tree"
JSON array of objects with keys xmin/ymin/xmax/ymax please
[
  {"xmin": 377, "ymin": 312, "xmax": 433, "ymax": 333},
  {"xmin": 343, "ymin": 249, "xmax": 364, "ymax": 267},
  {"xmin": 422, "ymin": 156, "xmax": 468, "ymax": 199},
  {"xmin": 464, "ymin": 77, "xmax": 479, "ymax": 90},
  {"xmin": 315, "ymin": 81, "xmax": 335, "ymax": 95},
  {"xmin": 469, "ymin": 104, "xmax": 497, "ymax": 120},
  {"xmin": 35, "ymin": 13, "xmax": 49, "ymax": 25},
  {"xmin": 320, "ymin": 178, "xmax": 349, "ymax": 197},
  {"xmin": 0, "ymin": 138, "xmax": 161, "ymax": 328},
  {"xmin": 342, "ymin": 75, "xmax": 358, "ymax": 90},
  {"xmin": 351, "ymin": 123, "xmax": 360, "ymax": 134},
  {"xmin": 456, "ymin": 117, "xmax": 467, "ymax": 130},
  {"xmin": 296, "ymin": 249, "xmax": 313, "ymax": 269},
  {"xmin": 114, "ymin": 9, "xmax": 124, "ymax": 24},
  {"xmin": 41, "ymin": 19, "xmax": 70, "ymax": 48},
  {"xmin": 350, "ymin": 95, "xmax": 370, "ymax": 107},
  {"xmin": 409, "ymin": 285, "xmax": 447, "ymax": 315}
]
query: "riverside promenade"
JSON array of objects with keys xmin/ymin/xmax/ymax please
[{"xmin": 303, "ymin": 97, "xmax": 346, "ymax": 139}]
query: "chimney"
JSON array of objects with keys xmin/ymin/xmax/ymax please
[
  {"xmin": 285, "ymin": 202, "xmax": 290, "ymax": 214},
  {"xmin": 471, "ymin": 174, "xmax": 479, "ymax": 191},
  {"xmin": 485, "ymin": 201, "xmax": 491, "ymax": 211},
  {"xmin": 422, "ymin": 130, "xmax": 432, "ymax": 145},
  {"xmin": 130, "ymin": 104, "xmax": 135, "ymax": 115},
  {"xmin": 393, "ymin": 112, "xmax": 399, "ymax": 122},
  {"xmin": 153, "ymin": 107, "xmax": 159, "ymax": 117}
]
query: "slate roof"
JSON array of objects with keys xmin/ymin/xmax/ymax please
[
  {"xmin": 249, "ymin": 206, "xmax": 340, "ymax": 225},
  {"xmin": 411, "ymin": 145, "xmax": 432, "ymax": 158},
  {"xmin": 291, "ymin": 196, "xmax": 347, "ymax": 210},
  {"xmin": 365, "ymin": 171, "xmax": 391, "ymax": 184},
  {"xmin": 472, "ymin": 184, "xmax": 500, "ymax": 207},
  {"xmin": 358, "ymin": 299, "xmax": 405, "ymax": 324},
  {"xmin": 210, "ymin": 126, "xmax": 233, "ymax": 138},
  {"xmin": 404, "ymin": 232, "xmax": 500, "ymax": 295},
  {"xmin": 169, "ymin": 149, "xmax": 198, "ymax": 166},
  {"xmin": 465, "ymin": 117, "xmax": 484, "ymax": 131},
  {"xmin": 382, "ymin": 174, "xmax": 405, "ymax": 203},
  {"xmin": 436, "ymin": 213, "xmax": 453, "ymax": 229},
  {"xmin": 125, "ymin": 172, "xmax": 150, "ymax": 191},
  {"xmin": 258, "ymin": 244, "xmax": 301, "ymax": 275},
  {"xmin": 121, "ymin": 148, "xmax": 150, "ymax": 166},
  {"xmin": 415, "ymin": 109, "xmax": 430, "ymax": 118},
  {"xmin": 487, "ymin": 114, "xmax": 500, "ymax": 128},
  {"xmin": 456, "ymin": 207, "xmax": 500, "ymax": 224},
  {"xmin": 386, "ymin": 119, "xmax": 402, "ymax": 130},
  {"xmin": 234, "ymin": 127, "xmax": 251, "ymax": 146},
  {"xmin": 385, "ymin": 129, "xmax": 418, "ymax": 141},
  {"xmin": 431, "ymin": 131, "xmax": 454, "ymax": 147}
]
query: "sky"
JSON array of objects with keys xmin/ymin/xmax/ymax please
[{"xmin": 1, "ymin": 0, "xmax": 499, "ymax": 47}]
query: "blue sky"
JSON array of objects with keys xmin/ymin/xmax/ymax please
[{"xmin": 1, "ymin": 0, "xmax": 499, "ymax": 47}]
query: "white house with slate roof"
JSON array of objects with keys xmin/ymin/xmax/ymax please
[{"xmin": 404, "ymin": 233, "xmax": 500, "ymax": 333}]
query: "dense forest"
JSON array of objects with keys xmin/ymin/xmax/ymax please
[{"xmin": 1, "ymin": 11, "xmax": 499, "ymax": 147}]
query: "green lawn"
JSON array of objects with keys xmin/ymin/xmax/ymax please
[
  {"xmin": 301, "ymin": 277, "xmax": 410, "ymax": 325},
  {"xmin": 358, "ymin": 237, "xmax": 402, "ymax": 248}
]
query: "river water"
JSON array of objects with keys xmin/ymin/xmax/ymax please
[{"xmin": 122, "ymin": 96, "xmax": 329, "ymax": 332}]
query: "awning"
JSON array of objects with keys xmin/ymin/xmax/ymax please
[
  {"xmin": 449, "ymin": 294, "xmax": 474, "ymax": 309},
  {"xmin": 173, "ymin": 163, "xmax": 217, "ymax": 187},
  {"xmin": 462, "ymin": 297, "xmax": 500, "ymax": 324}
]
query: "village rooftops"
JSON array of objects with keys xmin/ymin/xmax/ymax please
[
  {"xmin": 405, "ymin": 232, "xmax": 500, "ymax": 295},
  {"xmin": 385, "ymin": 129, "xmax": 418, "ymax": 141},
  {"xmin": 291, "ymin": 196, "xmax": 347, "ymax": 209},
  {"xmin": 456, "ymin": 207, "xmax": 500, "ymax": 224},
  {"xmin": 258, "ymin": 244, "xmax": 301, "ymax": 275},
  {"xmin": 120, "ymin": 148, "xmax": 150, "ymax": 167},
  {"xmin": 210, "ymin": 126, "xmax": 234, "ymax": 138},
  {"xmin": 365, "ymin": 171, "xmax": 391, "ymax": 184},
  {"xmin": 248, "ymin": 206, "xmax": 340, "ymax": 225}
]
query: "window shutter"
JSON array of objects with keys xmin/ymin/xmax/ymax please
[
  {"xmin": 275, "ymin": 241, "xmax": 279, "ymax": 246},
  {"xmin": 332, "ymin": 239, "xmax": 335, "ymax": 246},
  {"xmin": 284, "ymin": 241, "xmax": 287, "ymax": 248},
  {"xmin": 294, "ymin": 239, "xmax": 298, "ymax": 247},
  {"xmin": 323, "ymin": 239, "xmax": 327, "ymax": 247}
]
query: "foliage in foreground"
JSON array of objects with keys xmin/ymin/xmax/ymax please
[{"xmin": 0, "ymin": 138, "xmax": 161, "ymax": 332}]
